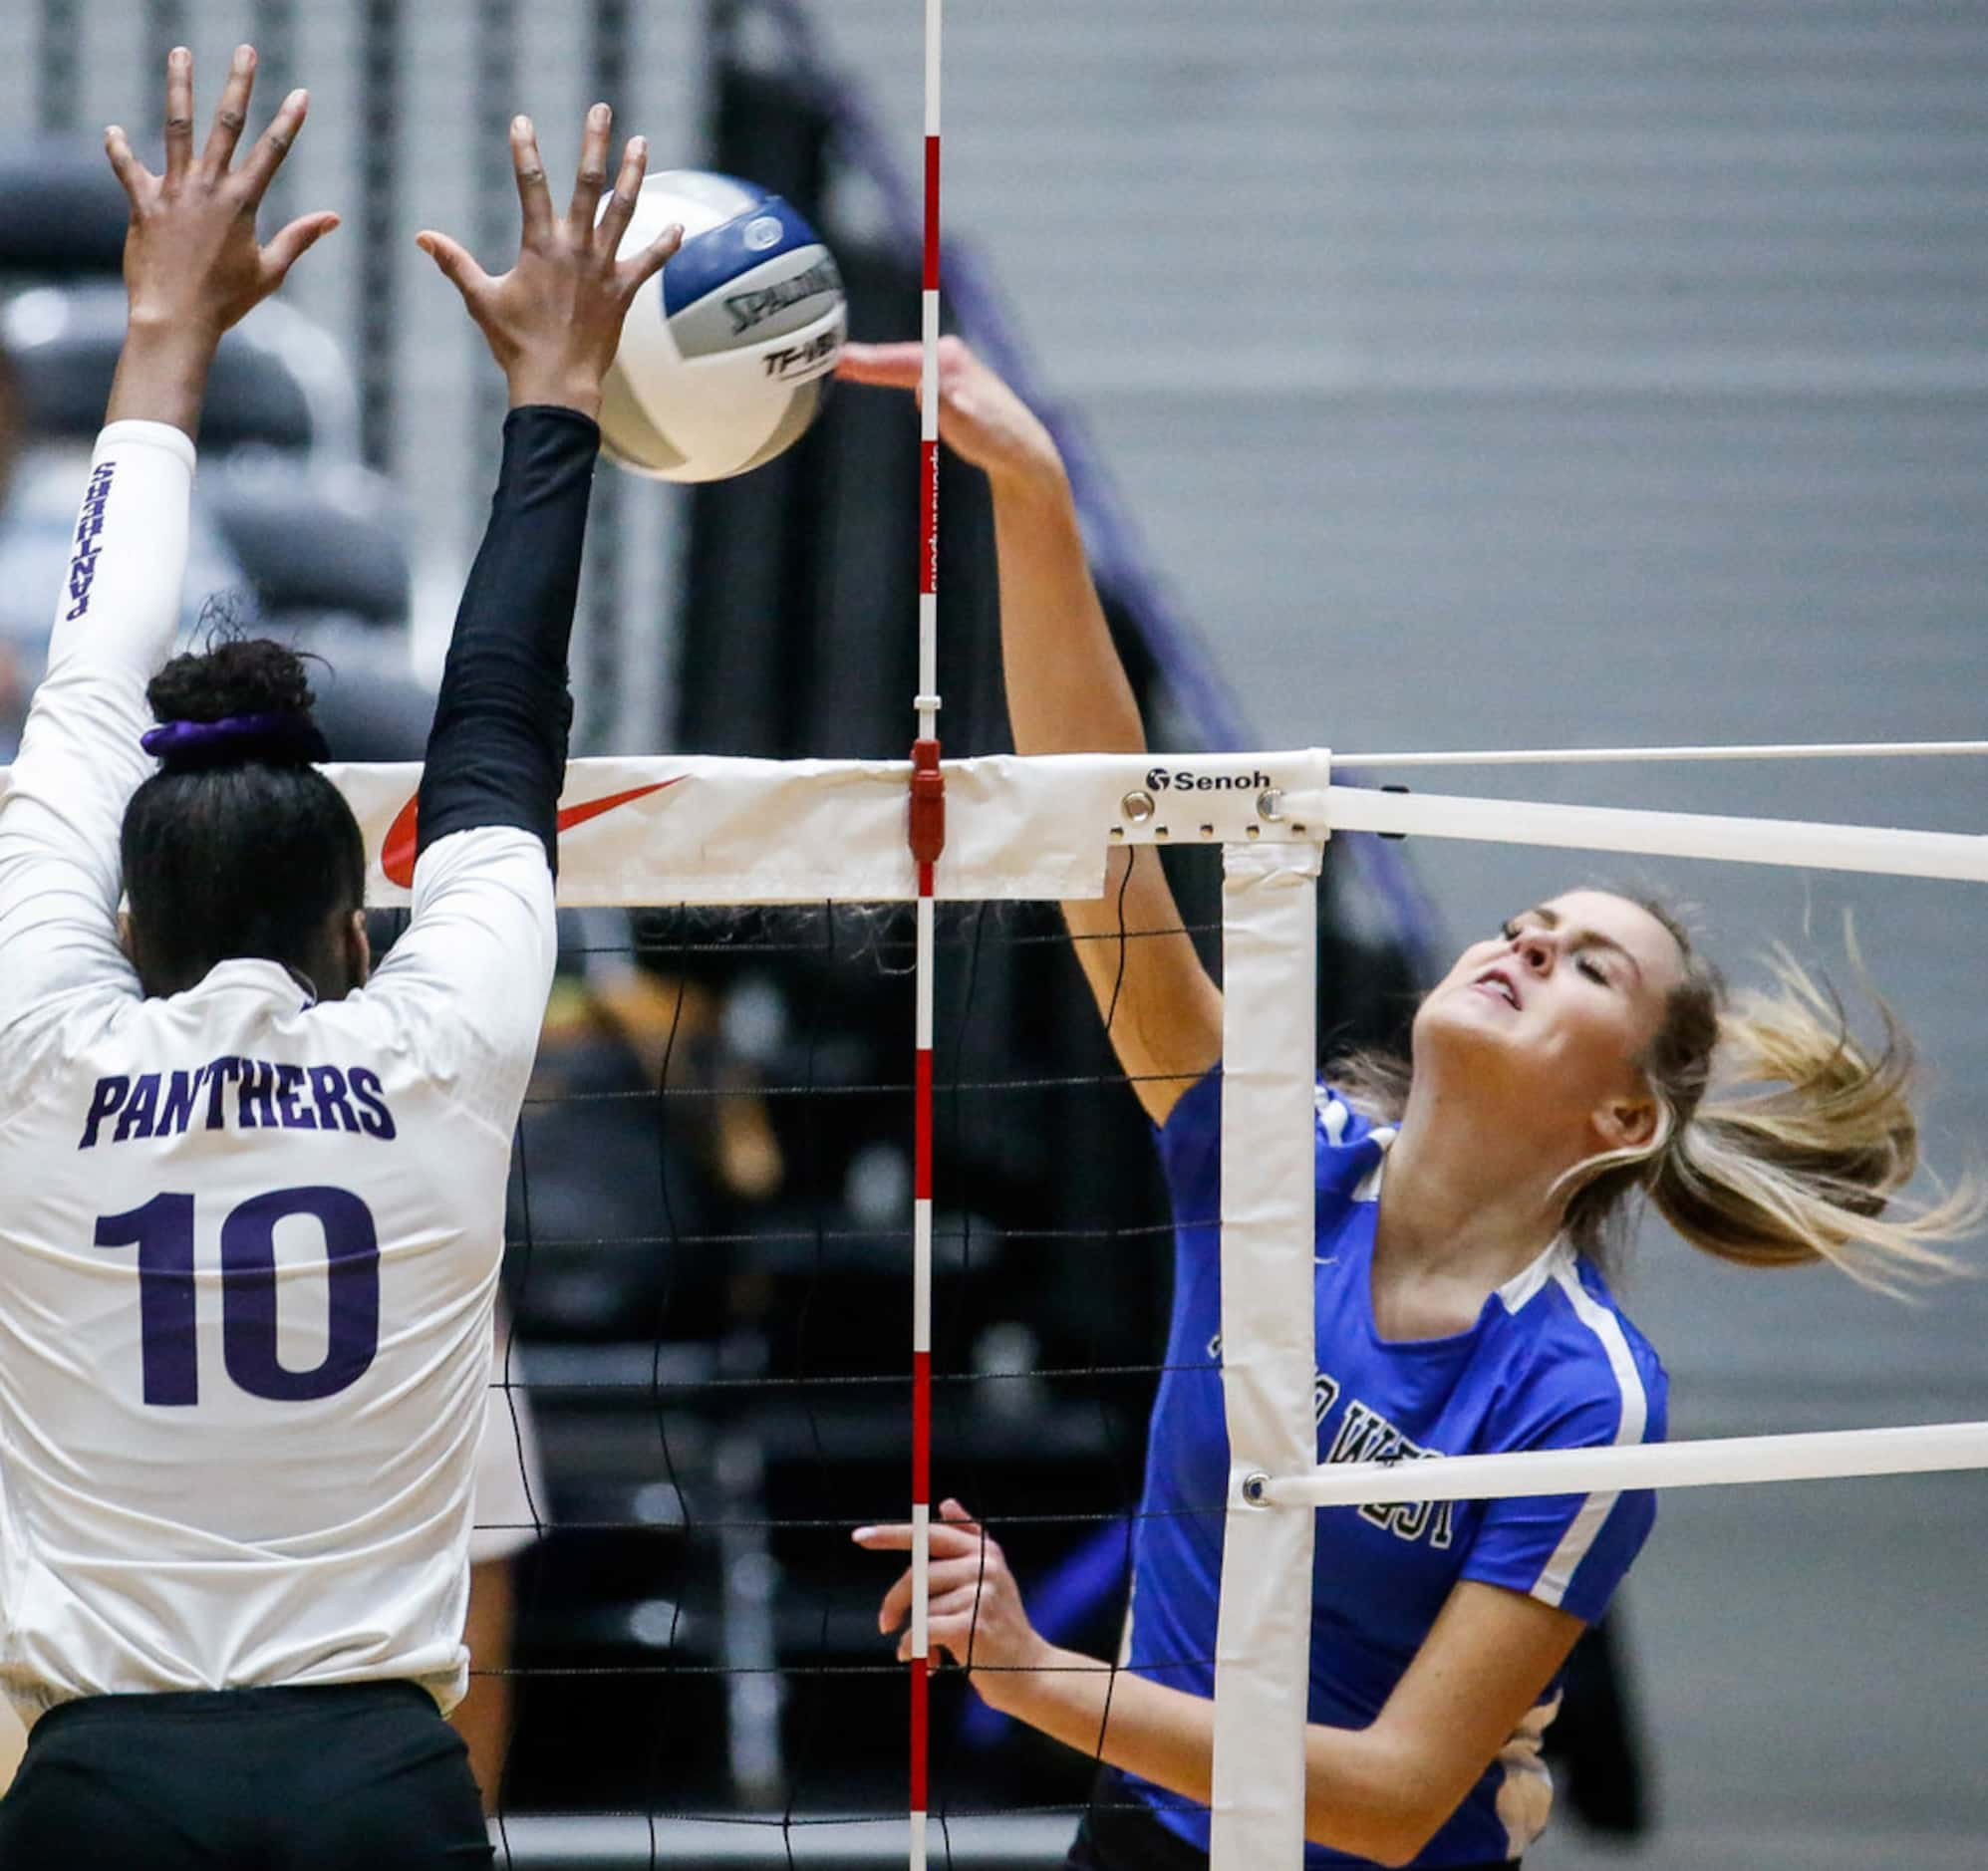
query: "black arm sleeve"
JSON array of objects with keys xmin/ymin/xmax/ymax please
[{"xmin": 416, "ymin": 404, "xmax": 601, "ymax": 874}]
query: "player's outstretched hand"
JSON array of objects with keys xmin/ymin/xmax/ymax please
[
  {"xmin": 853, "ymin": 1498, "xmax": 1049, "ymax": 1708},
  {"xmin": 418, "ymin": 105, "xmax": 683, "ymax": 419},
  {"xmin": 837, "ymin": 337, "xmax": 1066, "ymax": 493},
  {"xmin": 104, "ymin": 45, "xmax": 338, "ymax": 432}
]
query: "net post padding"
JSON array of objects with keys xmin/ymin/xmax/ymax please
[{"xmin": 1208, "ymin": 841, "xmax": 1322, "ymax": 1871}]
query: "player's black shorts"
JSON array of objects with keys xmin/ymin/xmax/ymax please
[
  {"xmin": 0, "ymin": 1680, "xmax": 490, "ymax": 1870},
  {"xmin": 1064, "ymin": 1769, "xmax": 1523, "ymax": 1870}
]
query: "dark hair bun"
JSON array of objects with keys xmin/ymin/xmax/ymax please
[{"xmin": 145, "ymin": 638, "xmax": 329, "ymax": 771}]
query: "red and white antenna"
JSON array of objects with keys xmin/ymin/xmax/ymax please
[{"xmin": 904, "ymin": 1, "xmax": 946, "ymax": 1866}]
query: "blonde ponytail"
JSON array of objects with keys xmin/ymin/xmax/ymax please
[{"xmin": 1646, "ymin": 949, "xmax": 1980, "ymax": 1293}]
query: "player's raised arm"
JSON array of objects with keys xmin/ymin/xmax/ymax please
[
  {"xmin": 0, "ymin": 46, "xmax": 333, "ymax": 1039},
  {"xmin": 103, "ymin": 47, "xmax": 338, "ymax": 437},
  {"xmin": 411, "ymin": 106, "xmax": 682, "ymax": 871},
  {"xmin": 360, "ymin": 107, "xmax": 684, "ymax": 1098},
  {"xmin": 838, "ymin": 339, "xmax": 1222, "ymax": 1125}
]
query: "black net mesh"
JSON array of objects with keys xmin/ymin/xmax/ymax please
[
  {"xmin": 487, "ymin": 891, "xmax": 1179, "ymax": 1835},
  {"xmin": 438, "ymin": 821, "xmax": 1422, "ymax": 1867}
]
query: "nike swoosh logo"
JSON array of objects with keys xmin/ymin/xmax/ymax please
[{"xmin": 381, "ymin": 780, "xmax": 682, "ymax": 889}]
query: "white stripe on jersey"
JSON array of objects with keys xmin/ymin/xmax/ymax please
[
  {"xmin": 1494, "ymin": 1236, "xmax": 1568, "ymax": 1314},
  {"xmin": 1350, "ymin": 1126, "xmax": 1396, "ymax": 1204},
  {"xmin": 1532, "ymin": 1263, "xmax": 1649, "ymax": 1609}
]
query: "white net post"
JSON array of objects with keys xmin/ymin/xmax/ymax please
[{"xmin": 1208, "ymin": 838, "xmax": 1324, "ymax": 1871}]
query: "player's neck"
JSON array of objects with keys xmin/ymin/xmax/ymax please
[{"xmin": 1375, "ymin": 1087, "xmax": 1569, "ymax": 1293}]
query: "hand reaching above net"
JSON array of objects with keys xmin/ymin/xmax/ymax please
[
  {"xmin": 103, "ymin": 44, "xmax": 338, "ymax": 435},
  {"xmin": 417, "ymin": 104, "xmax": 684, "ymax": 419},
  {"xmin": 838, "ymin": 336, "xmax": 1065, "ymax": 493}
]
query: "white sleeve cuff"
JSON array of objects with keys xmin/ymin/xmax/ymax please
[{"xmin": 93, "ymin": 419, "xmax": 198, "ymax": 475}]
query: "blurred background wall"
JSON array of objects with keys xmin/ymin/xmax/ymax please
[{"xmin": 2, "ymin": 3, "xmax": 1985, "ymax": 1867}]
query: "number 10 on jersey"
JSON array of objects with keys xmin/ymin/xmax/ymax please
[{"xmin": 95, "ymin": 1186, "xmax": 381, "ymax": 1405}]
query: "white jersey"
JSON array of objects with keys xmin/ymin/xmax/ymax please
[{"xmin": 0, "ymin": 421, "xmax": 556, "ymax": 1721}]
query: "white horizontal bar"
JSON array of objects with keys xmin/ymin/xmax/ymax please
[
  {"xmin": 1261, "ymin": 1419, "xmax": 1988, "ymax": 1509},
  {"xmin": 1339, "ymin": 740, "xmax": 1988, "ymax": 769},
  {"xmin": 1325, "ymin": 784, "xmax": 1988, "ymax": 882}
]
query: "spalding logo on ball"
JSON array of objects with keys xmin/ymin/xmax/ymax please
[{"xmin": 599, "ymin": 169, "xmax": 847, "ymax": 482}]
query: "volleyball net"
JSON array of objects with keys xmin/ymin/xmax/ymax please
[{"xmin": 327, "ymin": 744, "xmax": 1988, "ymax": 1868}]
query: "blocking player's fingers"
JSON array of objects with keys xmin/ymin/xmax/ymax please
[
  {"xmin": 620, "ymin": 218, "xmax": 683, "ymax": 293},
  {"xmin": 510, "ymin": 117, "xmax": 553, "ymax": 243},
  {"xmin": 259, "ymin": 210, "xmax": 341, "ymax": 290},
  {"xmin": 104, "ymin": 126, "xmax": 150, "ymax": 206},
  {"xmin": 200, "ymin": 44, "xmax": 257, "ymax": 174},
  {"xmin": 568, "ymin": 103, "xmax": 613, "ymax": 232},
  {"xmin": 835, "ymin": 341, "xmax": 923, "ymax": 390},
  {"xmin": 416, "ymin": 230, "xmax": 491, "ymax": 304},
  {"xmin": 237, "ymin": 88, "xmax": 310, "ymax": 198},
  {"xmin": 162, "ymin": 46, "xmax": 196, "ymax": 182},
  {"xmin": 595, "ymin": 135, "xmax": 649, "ymax": 256}
]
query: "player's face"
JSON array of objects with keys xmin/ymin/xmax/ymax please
[{"xmin": 1413, "ymin": 890, "xmax": 1687, "ymax": 1150}]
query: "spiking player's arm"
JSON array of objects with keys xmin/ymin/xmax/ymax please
[
  {"xmin": 838, "ymin": 339, "xmax": 1224, "ymax": 1127},
  {"xmin": 0, "ymin": 47, "xmax": 332, "ymax": 1045}
]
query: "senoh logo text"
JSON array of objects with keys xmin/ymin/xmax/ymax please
[{"xmin": 1145, "ymin": 767, "xmax": 1273, "ymax": 793}]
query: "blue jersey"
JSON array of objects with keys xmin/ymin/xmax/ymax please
[{"xmin": 1121, "ymin": 1070, "xmax": 1668, "ymax": 1867}]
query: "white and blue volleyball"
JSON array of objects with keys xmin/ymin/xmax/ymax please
[{"xmin": 599, "ymin": 169, "xmax": 846, "ymax": 482}]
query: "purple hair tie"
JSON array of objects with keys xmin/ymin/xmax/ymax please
[{"xmin": 141, "ymin": 712, "xmax": 329, "ymax": 766}]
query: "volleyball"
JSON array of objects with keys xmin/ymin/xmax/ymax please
[{"xmin": 598, "ymin": 169, "xmax": 846, "ymax": 482}]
